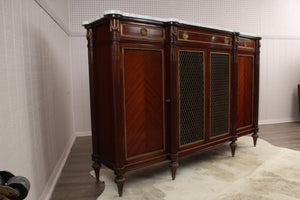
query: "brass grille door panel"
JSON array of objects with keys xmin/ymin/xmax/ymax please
[
  {"xmin": 210, "ymin": 53, "xmax": 230, "ymax": 138},
  {"xmin": 179, "ymin": 51, "xmax": 204, "ymax": 146}
]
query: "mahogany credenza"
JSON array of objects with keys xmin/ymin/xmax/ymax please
[{"xmin": 84, "ymin": 11, "xmax": 261, "ymax": 196}]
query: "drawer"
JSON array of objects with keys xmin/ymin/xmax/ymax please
[
  {"xmin": 178, "ymin": 29, "xmax": 232, "ymax": 46},
  {"xmin": 238, "ymin": 38, "xmax": 255, "ymax": 49},
  {"xmin": 120, "ymin": 23, "xmax": 165, "ymax": 40}
]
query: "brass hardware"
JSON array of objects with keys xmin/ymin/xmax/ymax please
[
  {"xmin": 235, "ymin": 36, "xmax": 239, "ymax": 44},
  {"xmin": 170, "ymin": 26, "xmax": 177, "ymax": 37},
  {"xmin": 182, "ymin": 32, "xmax": 189, "ymax": 40},
  {"xmin": 86, "ymin": 29, "xmax": 91, "ymax": 40},
  {"xmin": 165, "ymin": 98, "xmax": 171, "ymax": 103},
  {"xmin": 140, "ymin": 28, "xmax": 148, "ymax": 36},
  {"xmin": 110, "ymin": 19, "xmax": 120, "ymax": 32},
  {"xmin": 244, "ymin": 41, "xmax": 247, "ymax": 47},
  {"xmin": 224, "ymin": 37, "xmax": 230, "ymax": 44}
]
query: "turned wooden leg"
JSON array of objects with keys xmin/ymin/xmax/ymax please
[
  {"xmin": 230, "ymin": 139, "xmax": 237, "ymax": 157},
  {"xmin": 252, "ymin": 130, "xmax": 259, "ymax": 147},
  {"xmin": 92, "ymin": 161, "xmax": 101, "ymax": 182},
  {"xmin": 169, "ymin": 153, "xmax": 179, "ymax": 180},
  {"xmin": 170, "ymin": 161, "xmax": 179, "ymax": 180},
  {"xmin": 115, "ymin": 175, "xmax": 125, "ymax": 197}
]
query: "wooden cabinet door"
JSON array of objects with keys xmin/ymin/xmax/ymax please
[
  {"xmin": 122, "ymin": 47, "xmax": 165, "ymax": 162},
  {"xmin": 237, "ymin": 55, "xmax": 254, "ymax": 130}
]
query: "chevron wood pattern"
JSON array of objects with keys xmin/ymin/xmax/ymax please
[
  {"xmin": 123, "ymin": 48, "xmax": 164, "ymax": 159},
  {"xmin": 237, "ymin": 55, "xmax": 254, "ymax": 129}
]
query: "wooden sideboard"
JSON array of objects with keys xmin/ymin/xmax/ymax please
[{"xmin": 84, "ymin": 11, "xmax": 261, "ymax": 196}]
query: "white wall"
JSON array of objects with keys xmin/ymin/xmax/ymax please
[
  {"xmin": 0, "ymin": 0, "xmax": 74, "ymax": 199},
  {"xmin": 36, "ymin": 0, "xmax": 70, "ymax": 32},
  {"xmin": 1, "ymin": 1, "xmax": 299, "ymax": 198},
  {"xmin": 69, "ymin": 0, "xmax": 300, "ymax": 134},
  {"xmin": 70, "ymin": 36, "xmax": 91, "ymax": 134}
]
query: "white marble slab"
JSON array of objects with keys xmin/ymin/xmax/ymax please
[{"xmin": 82, "ymin": 10, "xmax": 261, "ymax": 37}]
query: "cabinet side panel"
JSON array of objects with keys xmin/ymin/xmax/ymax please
[
  {"xmin": 123, "ymin": 48, "xmax": 164, "ymax": 160},
  {"xmin": 92, "ymin": 44, "xmax": 115, "ymax": 163},
  {"xmin": 237, "ymin": 55, "xmax": 254, "ymax": 129}
]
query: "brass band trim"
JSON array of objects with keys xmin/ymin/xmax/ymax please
[
  {"xmin": 179, "ymin": 136, "xmax": 232, "ymax": 154},
  {"xmin": 237, "ymin": 124, "xmax": 253, "ymax": 131},
  {"xmin": 122, "ymin": 47, "xmax": 166, "ymax": 161}
]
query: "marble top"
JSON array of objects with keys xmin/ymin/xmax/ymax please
[{"xmin": 82, "ymin": 10, "xmax": 261, "ymax": 37}]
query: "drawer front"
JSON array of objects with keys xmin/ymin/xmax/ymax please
[
  {"xmin": 178, "ymin": 29, "xmax": 232, "ymax": 46},
  {"xmin": 121, "ymin": 23, "xmax": 165, "ymax": 40},
  {"xmin": 238, "ymin": 38, "xmax": 255, "ymax": 50}
]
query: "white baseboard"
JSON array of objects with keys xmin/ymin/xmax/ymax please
[
  {"xmin": 76, "ymin": 131, "xmax": 92, "ymax": 137},
  {"xmin": 38, "ymin": 131, "xmax": 90, "ymax": 200},
  {"xmin": 39, "ymin": 134, "xmax": 76, "ymax": 200},
  {"xmin": 259, "ymin": 117, "xmax": 300, "ymax": 125}
]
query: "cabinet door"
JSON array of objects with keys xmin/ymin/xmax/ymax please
[
  {"xmin": 122, "ymin": 47, "xmax": 165, "ymax": 161},
  {"xmin": 178, "ymin": 50, "xmax": 205, "ymax": 147},
  {"xmin": 237, "ymin": 55, "xmax": 254, "ymax": 130},
  {"xmin": 210, "ymin": 52, "xmax": 230, "ymax": 138}
]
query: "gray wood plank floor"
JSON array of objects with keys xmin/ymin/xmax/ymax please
[
  {"xmin": 50, "ymin": 137, "xmax": 104, "ymax": 200},
  {"xmin": 50, "ymin": 122, "xmax": 300, "ymax": 200},
  {"xmin": 259, "ymin": 122, "xmax": 300, "ymax": 151}
]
